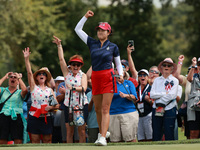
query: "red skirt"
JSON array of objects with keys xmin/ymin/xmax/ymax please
[{"xmin": 91, "ymin": 68, "xmax": 117, "ymax": 95}]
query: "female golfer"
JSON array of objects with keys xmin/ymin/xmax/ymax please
[{"xmin": 75, "ymin": 10, "xmax": 123, "ymax": 146}]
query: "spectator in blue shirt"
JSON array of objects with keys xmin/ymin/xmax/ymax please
[{"xmin": 109, "ymin": 68, "xmax": 138, "ymax": 142}]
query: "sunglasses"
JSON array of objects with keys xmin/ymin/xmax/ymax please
[
  {"xmin": 9, "ymin": 76, "xmax": 17, "ymax": 79},
  {"xmin": 138, "ymin": 74, "xmax": 148, "ymax": 77},
  {"xmin": 150, "ymin": 70, "xmax": 159, "ymax": 74},
  {"xmin": 37, "ymin": 72, "xmax": 47, "ymax": 76},
  {"xmin": 162, "ymin": 64, "xmax": 172, "ymax": 67},
  {"xmin": 71, "ymin": 62, "xmax": 81, "ymax": 67}
]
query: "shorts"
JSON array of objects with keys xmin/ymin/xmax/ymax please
[
  {"xmin": 137, "ymin": 112, "xmax": 153, "ymax": 141},
  {"xmin": 64, "ymin": 104, "xmax": 88, "ymax": 124},
  {"xmin": 109, "ymin": 111, "xmax": 139, "ymax": 142},
  {"xmin": 0, "ymin": 114, "xmax": 23, "ymax": 140},
  {"xmin": 188, "ymin": 111, "xmax": 200, "ymax": 130},
  {"xmin": 27, "ymin": 115, "xmax": 53, "ymax": 135},
  {"xmin": 91, "ymin": 69, "xmax": 117, "ymax": 95}
]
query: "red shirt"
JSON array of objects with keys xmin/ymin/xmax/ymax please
[{"xmin": 128, "ymin": 77, "xmax": 138, "ymax": 87}]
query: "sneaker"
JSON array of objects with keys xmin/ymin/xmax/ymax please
[
  {"xmin": 96, "ymin": 136, "xmax": 107, "ymax": 146},
  {"xmin": 106, "ymin": 131, "xmax": 110, "ymax": 138},
  {"xmin": 94, "ymin": 133, "xmax": 101, "ymax": 144}
]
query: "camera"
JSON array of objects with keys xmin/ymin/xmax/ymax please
[
  {"xmin": 48, "ymin": 95, "xmax": 58, "ymax": 106},
  {"xmin": 128, "ymin": 40, "xmax": 134, "ymax": 50}
]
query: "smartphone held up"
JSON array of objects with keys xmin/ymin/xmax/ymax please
[{"xmin": 128, "ymin": 40, "xmax": 134, "ymax": 51}]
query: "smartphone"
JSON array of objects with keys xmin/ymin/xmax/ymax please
[
  {"xmin": 128, "ymin": 40, "xmax": 134, "ymax": 50},
  {"xmin": 128, "ymin": 40, "xmax": 134, "ymax": 47}
]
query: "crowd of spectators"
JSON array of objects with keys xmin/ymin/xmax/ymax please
[{"xmin": 0, "ymin": 10, "xmax": 200, "ymax": 146}]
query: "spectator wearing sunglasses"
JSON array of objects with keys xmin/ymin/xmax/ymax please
[
  {"xmin": 75, "ymin": 10, "xmax": 124, "ymax": 146},
  {"xmin": 109, "ymin": 67, "xmax": 138, "ymax": 143},
  {"xmin": 150, "ymin": 58, "xmax": 179, "ymax": 141},
  {"xmin": 52, "ymin": 36, "xmax": 88, "ymax": 143},
  {"xmin": 23, "ymin": 47, "xmax": 58, "ymax": 143},
  {"xmin": 0, "ymin": 72, "xmax": 28, "ymax": 144},
  {"xmin": 135, "ymin": 69, "xmax": 153, "ymax": 142},
  {"xmin": 187, "ymin": 57, "xmax": 200, "ymax": 139},
  {"xmin": 148, "ymin": 66, "xmax": 160, "ymax": 86}
]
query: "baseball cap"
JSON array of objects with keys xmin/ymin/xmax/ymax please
[
  {"xmin": 138, "ymin": 69, "xmax": 149, "ymax": 76},
  {"xmin": 54, "ymin": 76, "xmax": 64, "ymax": 82},
  {"xmin": 121, "ymin": 59, "xmax": 129, "ymax": 67},
  {"xmin": 96, "ymin": 22, "xmax": 112, "ymax": 33}
]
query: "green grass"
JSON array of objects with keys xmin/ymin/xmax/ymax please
[
  {"xmin": 1, "ymin": 142, "xmax": 200, "ymax": 150},
  {"xmin": 178, "ymin": 127, "xmax": 186, "ymax": 140},
  {"xmin": 0, "ymin": 144, "xmax": 200, "ymax": 150}
]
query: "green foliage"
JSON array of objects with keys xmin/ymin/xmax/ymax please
[
  {"xmin": 153, "ymin": 2, "xmax": 193, "ymax": 75},
  {"xmin": 0, "ymin": 0, "xmax": 65, "ymax": 83},
  {"xmin": 184, "ymin": 0, "xmax": 200, "ymax": 61},
  {"xmin": 106, "ymin": 0, "xmax": 161, "ymax": 70}
]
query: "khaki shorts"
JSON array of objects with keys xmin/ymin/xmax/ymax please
[{"xmin": 109, "ymin": 111, "xmax": 139, "ymax": 142}]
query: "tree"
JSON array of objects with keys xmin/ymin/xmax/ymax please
[
  {"xmin": 153, "ymin": 2, "xmax": 192, "ymax": 67},
  {"xmin": 184, "ymin": 0, "xmax": 200, "ymax": 61},
  {"xmin": 105, "ymin": 0, "xmax": 161, "ymax": 70}
]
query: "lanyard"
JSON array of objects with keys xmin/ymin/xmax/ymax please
[{"xmin": 139, "ymin": 84, "xmax": 149, "ymax": 102}]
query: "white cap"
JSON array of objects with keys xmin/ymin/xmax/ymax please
[
  {"xmin": 54, "ymin": 76, "xmax": 64, "ymax": 81},
  {"xmin": 138, "ymin": 69, "xmax": 149, "ymax": 76}
]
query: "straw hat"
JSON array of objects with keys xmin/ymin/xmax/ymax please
[
  {"xmin": 158, "ymin": 58, "xmax": 177, "ymax": 74},
  {"xmin": 33, "ymin": 67, "xmax": 52, "ymax": 83}
]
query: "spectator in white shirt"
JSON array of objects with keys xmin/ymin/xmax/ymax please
[{"xmin": 150, "ymin": 58, "xmax": 179, "ymax": 141}]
